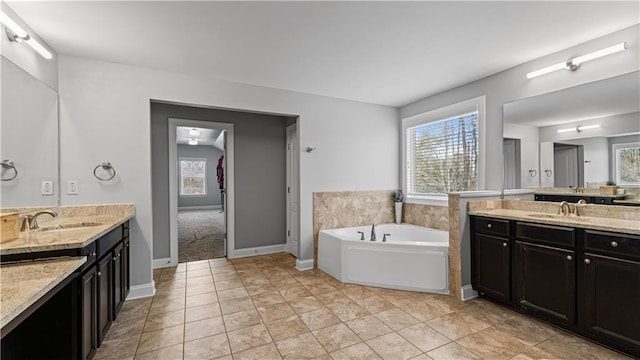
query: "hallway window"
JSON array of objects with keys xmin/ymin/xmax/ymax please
[
  {"xmin": 613, "ymin": 142, "xmax": 640, "ymax": 186},
  {"xmin": 180, "ymin": 158, "xmax": 207, "ymax": 195},
  {"xmin": 402, "ymin": 96, "xmax": 485, "ymax": 200}
]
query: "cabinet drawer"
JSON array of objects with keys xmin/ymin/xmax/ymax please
[
  {"xmin": 584, "ymin": 230, "xmax": 640, "ymax": 261},
  {"xmin": 474, "ymin": 217, "xmax": 510, "ymax": 237},
  {"xmin": 515, "ymin": 222, "xmax": 575, "ymax": 249},
  {"xmin": 97, "ymin": 225, "xmax": 124, "ymax": 259}
]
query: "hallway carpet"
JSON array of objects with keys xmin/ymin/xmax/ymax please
[{"xmin": 178, "ymin": 210, "xmax": 225, "ymax": 262}]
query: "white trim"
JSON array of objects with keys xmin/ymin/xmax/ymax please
[
  {"xmin": 402, "ymin": 95, "xmax": 486, "ymax": 197},
  {"xmin": 404, "ymin": 195, "xmax": 449, "ymax": 206},
  {"xmin": 153, "ymin": 257, "xmax": 174, "ymax": 269},
  {"xmin": 461, "ymin": 285, "xmax": 479, "ymax": 301},
  {"xmin": 285, "ymin": 123, "xmax": 300, "ymax": 258},
  {"xmin": 178, "ymin": 205, "xmax": 222, "ymax": 211},
  {"xmin": 169, "ymin": 118, "xmax": 235, "ymax": 262},
  {"xmin": 295, "ymin": 258, "xmax": 314, "ymax": 271},
  {"xmin": 231, "ymin": 244, "xmax": 286, "ymax": 259},
  {"xmin": 126, "ymin": 281, "xmax": 156, "ymax": 300}
]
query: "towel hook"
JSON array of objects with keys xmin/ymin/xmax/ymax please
[
  {"xmin": 1, "ymin": 160, "xmax": 18, "ymax": 181},
  {"xmin": 93, "ymin": 162, "xmax": 116, "ymax": 181}
]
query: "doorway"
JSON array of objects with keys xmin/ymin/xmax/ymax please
[
  {"xmin": 554, "ymin": 143, "xmax": 584, "ymax": 188},
  {"xmin": 168, "ymin": 118, "xmax": 235, "ymax": 265},
  {"xmin": 503, "ymin": 138, "xmax": 521, "ymax": 189}
]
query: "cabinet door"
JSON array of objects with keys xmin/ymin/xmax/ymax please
[
  {"xmin": 80, "ymin": 267, "xmax": 98, "ymax": 360},
  {"xmin": 582, "ymin": 254, "xmax": 640, "ymax": 357},
  {"xmin": 123, "ymin": 237, "xmax": 130, "ymax": 299},
  {"xmin": 472, "ymin": 233, "xmax": 511, "ymax": 303},
  {"xmin": 97, "ymin": 255, "xmax": 113, "ymax": 346},
  {"xmin": 515, "ymin": 241, "xmax": 576, "ymax": 327},
  {"xmin": 112, "ymin": 243, "xmax": 124, "ymax": 319}
]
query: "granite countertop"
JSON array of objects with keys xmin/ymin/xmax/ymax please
[
  {"xmin": 469, "ymin": 208, "xmax": 640, "ymax": 235},
  {"xmin": 1, "ymin": 256, "xmax": 86, "ymax": 329},
  {"xmin": 0, "ymin": 212, "xmax": 133, "ymax": 255}
]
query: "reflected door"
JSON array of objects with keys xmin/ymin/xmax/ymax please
[{"xmin": 554, "ymin": 146, "xmax": 579, "ymax": 188}]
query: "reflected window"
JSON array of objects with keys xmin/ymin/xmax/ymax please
[
  {"xmin": 613, "ymin": 142, "xmax": 640, "ymax": 186},
  {"xmin": 180, "ymin": 158, "xmax": 207, "ymax": 195}
]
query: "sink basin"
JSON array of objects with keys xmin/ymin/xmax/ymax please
[
  {"xmin": 36, "ymin": 222, "xmax": 103, "ymax": 232},
  {"xmin": 526, "ymin": 213, "xmax": 587, "ymax": 221}
]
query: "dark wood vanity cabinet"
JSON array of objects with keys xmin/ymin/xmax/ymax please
[
  {"xmin": 80, "ymin": 266, "xmax": 98, "ymax": 360},
  {"xmin": 581, "ymin": 230, "xmax": 640, "ymax": 357},
  {"xmin": 97, "ymin": 254, "xmax": 113, "ymax": 345},
  {"xmin": 471, "ymin": 217, "xmax": 511, "ymax": 304},
  {"xmin": 471, "ymin": 216, "xmax": 640, "ymax": 358}
]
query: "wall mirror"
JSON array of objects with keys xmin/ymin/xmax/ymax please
[
  {"xmin": 1, "ymin": 56, "xmax": 59, "ymax": 208},
  {"xmin": 503, "ymin": 71, "xmax": 640, "ymax": 191}
]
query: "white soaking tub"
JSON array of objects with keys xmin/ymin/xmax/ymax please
[{"xmin": 318, "ymin": 223, "xmax": 449, "ymax": 294}]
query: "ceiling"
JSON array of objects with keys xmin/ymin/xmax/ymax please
[
  {"xmin": 176, "ymin": 126, "xmax": 224, "ymax": 150},
  {"xmin": 503, "ymin": 71, "xmax": 640, "ymax": 127},
  {"xmin": 8, "ymin": 1, "xmax": 639, "ymax": 107}
]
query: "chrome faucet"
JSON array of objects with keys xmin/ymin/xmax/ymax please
[
  {"xmin": 558, "ymin": 201, "xmax": 571, "ymax": 216},
  {"xmin": 370, "ymin": 223, "xmax": 377, "ymax": 241},
  {"xmin": 20, "ymin": 210, "xmax": 58, "ymax": 231}
]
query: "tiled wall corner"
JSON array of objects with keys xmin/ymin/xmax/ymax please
[
  {"xmin": 402, "ymin": 203, "xmax": 449, "ymax": 231},
  {"xmin": 447, "ymin": 194, "xmax": 462, "ymax": 300}
]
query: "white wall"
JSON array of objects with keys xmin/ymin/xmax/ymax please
[
  {"xmin": 401, "ymin": 25, "xmax": 640, "ymax": 191},
  {"xmin": 58, "ymin": 55, "xmax": 399, "ymax": 291},
  {"xmin": 503, "ymin": 123, "xmax": 539, "ymax": 188}
]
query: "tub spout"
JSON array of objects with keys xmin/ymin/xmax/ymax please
[{"xmin": 370, "ymin": 223, "xmax": 377, "ymax": 241}]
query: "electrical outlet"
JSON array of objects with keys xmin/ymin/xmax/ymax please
[
  {"xmin": 41, "ymin": 181, "xmax": 54, "ymax": 195},
  {"xmin": 67, "ymin": 180, "xmax": 78, "ymax": 195}
]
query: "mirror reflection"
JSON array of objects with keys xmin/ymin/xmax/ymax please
[
  {"xmin": 1, "ymin": 56, "xmax": 59, "ymax": 208},
  {"xmin": 503, "ymin": 71, "xmax": 640, "ymax": 204}
]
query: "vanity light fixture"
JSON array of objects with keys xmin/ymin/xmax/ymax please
[
  {"xmin": 527, "ymin": 42, "xmax": 628, "ymax": 79},
  {"xmin": 557, "ymin": 124, "xmax": 600, "ymax": 133},
  {"xmin": 188, "ymin": 138, "xmax": 198, "ymax": 145},
  {"xmin": 188, "ymin": 128, "xmax": 200, "ymax": 137},
  {"xmin": 1, "ymin": 11, "xmax": 52, "ymax": 60}
]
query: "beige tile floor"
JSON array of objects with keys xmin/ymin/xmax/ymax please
[{"xmin": 94, "ymin": 253, "xmax": 630, "ymax": 360}]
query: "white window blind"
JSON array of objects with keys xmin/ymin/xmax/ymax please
[{"xmin": 406, "ymin": 112, "xmax": 479, "ymax": 194}]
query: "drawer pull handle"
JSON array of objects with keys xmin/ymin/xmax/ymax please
[
  {"xmin": 98, "ymin": 272, "xmax": 102, "ymax": 277},
  {"xmin": 113, "ymin": 256, "xmax": 117, "ymax": 261},
  {"xmin": 91, "ymin": 252, "xmax": 96, "ymax": 257},
  {"xmin": 611, "ymin": 241, "xmax": 619, "ymax": 248},
  {"xmin": 584, "ymin": 259, "xmax": 591, "ymax": 264},
  {"xmin": 566, "ymin": 255, "xmax": 573, "ymax": 261},
  {"xmin": 502, "ymin": 242, "xmax": 508, "ymax": 247},
  {"xmin": 487, "ymin": 224, "xmax": 492, "ymax": 229}
]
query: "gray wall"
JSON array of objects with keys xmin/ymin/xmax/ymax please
[
  {"xmin": 177, "ymin": 144, "xmax": 224, "ymax": 208},
  {"xmin": 151, "ymin": 102, "xmax": 290, "ymax": 258}
]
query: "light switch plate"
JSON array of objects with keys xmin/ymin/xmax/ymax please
[
  {"xmin": 67, "ymin": 180, "xmax": 78, "ymax": 195},
  {"xmin": 41, "ymin": 181, "xmax": 54, "ymax": 195}
]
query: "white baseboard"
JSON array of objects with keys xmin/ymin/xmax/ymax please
[
  {"xmin": 153, "ymin": 257, "xmax": 175, "ymax": 269},
  {"xmin": 178, "ymin": 205, "xmax": 222, "ymax": 211},
  {"xmin": 231, "ymin": 244, "xmax": 286, "ymax": 258},
  {"xmin": 461, "ymin": 284, "xmax": 479, "ymax": 301},
  {"xmin": 296, "ymin": 258, "xmax": 314, "ymax": 271},
  {"xmin": 127, "ymin": 281, "xmax": 156, "ymax": 300}
]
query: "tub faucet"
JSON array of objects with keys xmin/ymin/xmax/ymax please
[{"xmin": 370, "ymin": 223, "xmax": 377, "ymax": 241}]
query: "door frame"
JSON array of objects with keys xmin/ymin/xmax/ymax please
[
  {"xmin": 168, "ymin": 118, "xmax": 236, "ymax": 264},
  {"xmin": 286, "ymin": 123, "xmax": 300, "ymax": 257}
]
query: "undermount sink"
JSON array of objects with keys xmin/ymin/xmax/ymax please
[
  {"xmin": 526, "ymin": 213, "xmax": 586, "ymax": 221},
  {"xmin": 36, "ymin": 222, "xmax": 103, "ymax": 232}
]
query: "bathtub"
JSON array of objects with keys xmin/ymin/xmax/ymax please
[{"xmin": 318, "ymin": 224, "xmax": 449, "ymax": 294}]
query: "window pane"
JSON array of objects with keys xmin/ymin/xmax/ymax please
[
  {"xmin": 180, "ymin": 158, "xmax": 207, "ymax": 195},
  {"xmin": 407, "ymin": 112, "xmax": 478, "ymax": 194},
  {"xmin": 616, "ymin": 146, "xmax": 640, "ymax": 185}
]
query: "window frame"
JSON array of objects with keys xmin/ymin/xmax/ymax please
[
  {"xmin": 612, "ymin": 141, "xmax": 640, "ymax": 187},
  {"xmin": 179, "ymin": 157, "xmax": 208, "ymax": 196},
  {"xmin": 401, "ymin": 95, "xmax": 486, "ymax": 205}
]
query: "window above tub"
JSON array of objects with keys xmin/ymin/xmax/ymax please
[{"xmin": 402, "ymin": 96, "xmax": 486, "ymax": 205}]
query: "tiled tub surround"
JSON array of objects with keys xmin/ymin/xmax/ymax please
[
  {"xmin": 0, "ymin": 204, "xmax": 134, "ymax": 255},
  {"xmin": 468, "ymin": 199, "xmax": 640, "ymax": 234},
  {"xmin": 0, "ymin": 256, "xmax": 86, "ymax": 329},
  {"xmin": 313, "ymin": 190, "xmax": 448, "ymax": 265},
  {"xmin": 91, "ymin": 253, "xmax": 630, "ymax": 359}
]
